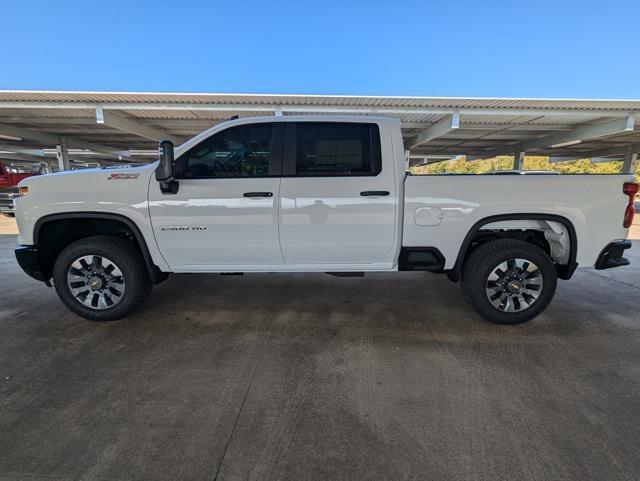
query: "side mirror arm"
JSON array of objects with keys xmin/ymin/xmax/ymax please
[{"xmin": 158, "ymin": 178, "xmax": 179, "ymax": 194}]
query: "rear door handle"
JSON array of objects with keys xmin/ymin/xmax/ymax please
[
  {"xmin": 243, "ymin": 192, "xmax": 273, "ymax": 198},
  {"xmin": 360, "ymin": 191, "xmax": 390, "ymax": 196}
]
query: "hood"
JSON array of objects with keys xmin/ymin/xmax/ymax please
[{"xmin": 19, "ymin": 163, "xmax": 157, "ymax": 188}]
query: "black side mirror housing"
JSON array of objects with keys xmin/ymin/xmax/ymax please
[{"xmin": 155, "ymin": 140, "xmax": 179, "ymax": 194}]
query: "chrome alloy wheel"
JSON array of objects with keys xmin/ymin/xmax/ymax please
[
  {"xmin": 66, "ymin": 255, "xmax": 126, "ymax": 310},
  {"xmin": 485, "ymin": 258, "xmax": 543, "ymax": 313}
]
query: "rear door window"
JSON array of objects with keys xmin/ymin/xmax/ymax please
[{"xmin": 291, "ymin": 122, "xmax": 381, "ymax": 176}]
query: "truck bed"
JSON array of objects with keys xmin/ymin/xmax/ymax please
[{"xmin": 403, "ymin": 174, "xmax": 633, "ymax": 269}]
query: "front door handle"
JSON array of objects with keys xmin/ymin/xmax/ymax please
[
  {"xmin": 243, "ymin": 192, "xmax": 273, "ymax": 198},
  {"xmin": 360, "ymin": 190, "xmax": 390, "ymax": 196}
]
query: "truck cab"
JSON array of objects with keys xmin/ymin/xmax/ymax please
[{"xmin": 150, "ymin": 116, "xmax": 404, "ymax": 271}]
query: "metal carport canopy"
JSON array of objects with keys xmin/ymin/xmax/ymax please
[{"xmin": 0, "ymin": 90, "xmax": 639, "ymax": 171}]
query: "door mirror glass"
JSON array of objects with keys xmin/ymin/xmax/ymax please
[
  {"xmin": 155, "ymin": 140, "xmax": 179, "ymax": 194},
  {"xmin": 155, "ymin": 140, "xmax": 175, "ymax": 181}
]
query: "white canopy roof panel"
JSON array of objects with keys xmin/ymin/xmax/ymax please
[{"xmin": 1, "ymin": 90, "xmax": 639, "ymax": 165}]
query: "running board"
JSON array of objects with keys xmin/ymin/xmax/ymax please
[{"xmin": 325, "ymin": 272, "xmax": 365, "ymax": 277}]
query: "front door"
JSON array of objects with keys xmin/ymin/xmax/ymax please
[
  {"xmin": 149, "ymin": 121, "xmax": 284, "ymax": 269},
  {"xmin": 279, "ymin": 121, "xmax": 398, "ymax": 268}
]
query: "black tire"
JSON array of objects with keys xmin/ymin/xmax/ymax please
[
  {"xmin": 461, "ymin": 239, "xmax": 557, "ymax": 325},
  {"xmin": 53, "ymin": 235, "xmax": 152, "ymax": 321}
]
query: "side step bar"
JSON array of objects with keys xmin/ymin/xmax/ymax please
[{"xmin": 325, "ymin": 272, "xmax": 365, "ymax": 277}]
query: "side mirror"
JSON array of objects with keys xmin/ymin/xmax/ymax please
[{"xmin": 155, "ymin": 140, "xmax": 179, "ymax": 194}]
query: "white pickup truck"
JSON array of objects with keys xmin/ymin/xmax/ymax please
[{"xmin": 14, "ymin": 116, "xmax": 637, "ymax": 324}]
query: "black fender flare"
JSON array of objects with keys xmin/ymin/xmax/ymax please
[
  {"xmin": 446, "ymin": 213, "xmax": 578, "ymax": 282},
  {"xmin": 34, "ymin": 212, "xmax": 167, "ymax": 284}
]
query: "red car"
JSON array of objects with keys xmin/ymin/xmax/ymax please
[{"xmin": 0, "ymin": 161, "xmax": 43, "ymax": 216}]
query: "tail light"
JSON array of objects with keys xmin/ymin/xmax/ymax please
[{"xmin": 623, "ymin": 182, "xmax": 638, "ymax": 228}]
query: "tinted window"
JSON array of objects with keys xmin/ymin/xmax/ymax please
[
  {"xmin": 179, "ymin": 123, "xmax": 274, "ymax": 178},
  {"xmin": 295, "ymin": 123, "xmax": 381, "ymax": 176}
]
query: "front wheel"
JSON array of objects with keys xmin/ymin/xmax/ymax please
[
  {"xmin": 461, "ymin": 239, "xmax": 557, "ymax": 325},
  {"xmin": 53, "ymin": 235, "xmax": 152, "ymax": 321}
]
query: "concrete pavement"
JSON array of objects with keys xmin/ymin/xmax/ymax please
[{"xmin": 1, "ymin": 220, "xmax": 639, "ymax": 481}]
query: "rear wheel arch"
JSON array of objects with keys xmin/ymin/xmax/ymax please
[
  {"xmin": 448, "ymin": 213, "xmax": 578, "ymax": 282},
  {"xmin": 33, "ymin": 212, "xmax": 166, "ymax": 284}
]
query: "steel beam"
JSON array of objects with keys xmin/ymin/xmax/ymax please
[
  {"xmin": 408, "ymin": 155, "xmax": 458, "ymax": 167},
  {"xmin": 466, "ymin": 153, "xmax": 509, "ymax": 162},
  {"xmin": 407, "ymin": 112, "xmax": 460, "ymax": 149},
  {"xmin": 0, "ymin": 123, "xmax": 63, "ymax": 145},
  {"xmin": 96, "ymin": 107, "xmax": 177, "ymax": 143},
  {"xmin": 1, "ymin": 100, "xmax": 636, "ymax": 118},
  {"xmin": 0, "ymin": 118, "xmax": 573, "ymax": 130},
  {"xmin": 0, "ymin": 152, "xmax": 54, "ymax": 163},
  {"xmin": 521, "ymin": 114, "xmax": 635, "ymax": 151},
  {"xmin": 470, "ymin": 114, "xmax": 636, "ymax": 160},
  {"xmin": 0, "ymin": 143, "xmax": 130, "ymax": 168},
  {"xmin": 548, "ymin": 142, "xmax": 640, "ymax": 160},
  {"xmin": 0, "ymin": 123, "xmax": 122, "ymax": 157},
  {"xmin": 0, "ymin": 143, "xmax": 50, "ymax": 158},
  {"xmin": 549, "ymin": 155, "xmax": 624, "ymax": 163}
]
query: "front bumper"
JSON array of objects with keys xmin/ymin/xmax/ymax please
[
  {"xmin": 15, "ymin": 246, "xmax": 49, "ymax": 283},
  {"xmin": 595, "ymin": 240, "xmax": 632, "ymax": 270}
]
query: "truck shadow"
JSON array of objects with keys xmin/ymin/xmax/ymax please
[{"xmin": 136, "ymin": 270, "xmax": 633, "ymax": 338}]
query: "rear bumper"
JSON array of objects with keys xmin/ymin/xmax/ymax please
[
  {"xmin": 595, "ymin": 240, "xmax": 632, "ymax": 270},
  {"xmin": 15, "ymin": 246, "xmax": 48, "ymax": 283}
]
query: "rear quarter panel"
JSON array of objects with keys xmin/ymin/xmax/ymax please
[{"xmin": 403, "ymin": 174, "xmax": 633, "ymax": 269}]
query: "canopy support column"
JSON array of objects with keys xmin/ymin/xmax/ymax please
[
  {"xmin": 513, "ymin": 146, "xmax": 524, "ymax": 170},
  {"xmin": 56, "ymin": 141, "xmax": 70, "ymax": 171},
  {"xmin": 622, "ymin": 147, "xmax": 637, "ymax": 174}
]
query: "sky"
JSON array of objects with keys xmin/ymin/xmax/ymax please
[{"xmin": 2, "ymin": 0, "xmax": 639, "ymax": 99}]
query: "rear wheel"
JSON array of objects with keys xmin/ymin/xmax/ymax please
[
  {"xmin": 53, "ymin": 235, "xmax": 152, "ymax": 321},
  {"xmin": 461, "ymin": 239, "xmax": 557, "ymax": 325}
]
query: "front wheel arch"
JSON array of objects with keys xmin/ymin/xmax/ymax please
[{"xmin": 34, "ymin": 213, "xmax": 167, "ymax": 284}]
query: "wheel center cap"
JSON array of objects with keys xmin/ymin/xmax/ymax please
[
  {"xmin": 507, "ymin": 279, "xmax": 523, "ymax": 293},
  {"xmin": 88, "ymin": 276, "xmax": 103, "ymax": 290}
]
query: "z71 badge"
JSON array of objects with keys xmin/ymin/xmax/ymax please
[{"xmin": 107, "ymin": 173, "xmax": 140, "ymax": 180}]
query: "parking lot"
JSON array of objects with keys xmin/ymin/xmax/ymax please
[{"xmin": 1, "ymin": 215, "xmax": 639, "ymax": 481}]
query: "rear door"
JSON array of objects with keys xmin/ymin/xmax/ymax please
[
  {"xmin": 279, "ymin": 120, "xmax": 398, "ymax": 267},
  {"xmin": 149, "ymin": 121, "xmax": 284, "ymax": 269}
]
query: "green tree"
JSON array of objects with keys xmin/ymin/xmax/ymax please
[{"xmin": 411, "ymin": 155, "xmax": 639, "ymax": 182}]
